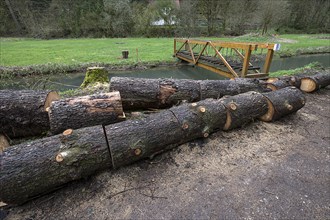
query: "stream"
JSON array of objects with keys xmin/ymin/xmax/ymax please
[{"xmin": 1, "ymin": 54, "xmax": 329, "ymax": 91}]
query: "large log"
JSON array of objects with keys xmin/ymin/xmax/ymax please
[
  {"xmin": 0, "ymin": 90, "xmax": 60, "ymax": 138},
  {"xmin": 300, "ymin": 72, "xmax": 330, "ymax": 92},
  {"xmin": 259, "ymin": 87, "xmax": 305, "ymax": 122},
  {"xmin": 0, "ymin": 126, "xmax": 111, "ymax": 204},
  {"xmin": 109, "ymin": 77, "xmax": 269, "ymax": 110},
  {"xmin": 49, "ymin": 92, "xmax": 125, "ymax": 134},
  {"xmin": 0, "ymin": 89, "xmax": 304, "ymax": 204}
]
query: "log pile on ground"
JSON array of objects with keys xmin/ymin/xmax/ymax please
[
  {"xmin": 0, "ymin": 87, "xmax": 306, "ymax": 204},
  {"xmin": 48, "ymin": 92, "xmax": 125, "ymax": 134},
  {"xmin": 0, "ymin": 90, "xmax": 60, "ymax": 138}
]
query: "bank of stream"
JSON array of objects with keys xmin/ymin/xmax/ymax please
[{"xmin": 0, "ymin": 54, "xmax": 329, "ymax": 91}]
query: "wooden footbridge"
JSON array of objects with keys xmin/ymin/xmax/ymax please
[{"xmin": 174, "ymin": 38, "xmax": 280, "ymax": 78}]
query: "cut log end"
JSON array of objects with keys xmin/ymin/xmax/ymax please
[
  {"xmin": 63, "ymin": 129, "xmax": 73, "ymax": 136},
  {"xmin": 267, "ymin": 77, "xmax": 279, "ymax": 83},
  {"xmin": 44, "ymin": 91, "xmax": 60, "ymax": 111},
  {"xmin": 300, "ymin": 78, "xmax": 317, "ymax": 92},
  {"xmin": 259, "ymin": 99, "xmax": 275, "ymax": 122},
  {"xmin": 266, "ymin": 84, "xmax": 277, "ymax": 91},
  {"xmin": 0, "ymin": 134, "xmax": 10, "ymax": 153}
]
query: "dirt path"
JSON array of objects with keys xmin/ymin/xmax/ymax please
[{"xmin": 1, "ymin": 87, "xmax": 330, "ymax": 220}]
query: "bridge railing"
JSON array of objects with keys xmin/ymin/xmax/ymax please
[{"xmin": 174, "ymin": 38, "xmax": 280, "ymax": 78}]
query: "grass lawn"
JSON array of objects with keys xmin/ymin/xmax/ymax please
[{"xmin": 0, "ymin": 34, "xmax": 329, "ymax": 67}]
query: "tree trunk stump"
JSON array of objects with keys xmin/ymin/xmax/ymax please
[{"xmin": 81, "ymin": 67, "xmax": 109, "ymax": 88}]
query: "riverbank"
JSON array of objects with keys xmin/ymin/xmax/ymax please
[{"xmin": 1, "ymin": 34, "xmax": 329, "ymax": 78}]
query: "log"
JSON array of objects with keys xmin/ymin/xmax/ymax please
[
  {"xmin": 110, "ymin": 77, "xmax": 269, "ymax": 110},
  {"xmin": 259, "ymin": 87, "xmax": 305, "ymax": 122},
  {"xmin": 0, "ymin": 90, "xmax": 305, "ymax": 204},
  {"xmin": 300, "ymin": 72, "xmax": 330, "ymax": 92},
  {"xmin": 0, "ymin": 90, "xmax": 60, "ymax": 138},
  {"xmin": 0, "ymin": 134, "xmax": 10, "ymax": 153},
  {"xmin": 49, "ymin": 92, "xmax": 125, "ymax": 134},
  {"xmin": 266, "ymin": 75, "xmax": 302, "ymax": 88},
  {"xmin": 0, "ymin": 126, "xmax": 111, "ymax": 204}
]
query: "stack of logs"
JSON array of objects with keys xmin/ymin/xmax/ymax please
[{"xmin": 0, "ymin": 72, "xmax": 329, "ymax": 204}]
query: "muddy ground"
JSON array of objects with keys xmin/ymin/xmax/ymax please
[{"xmin": 1, "ymin": 87, "xmax": 330, "ymax": 220}]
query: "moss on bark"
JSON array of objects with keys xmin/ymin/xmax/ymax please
[{"xmin": 80, "ymin": 67, "xmax": 109, "ymax": 88}]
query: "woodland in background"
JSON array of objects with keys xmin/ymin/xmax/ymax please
[{"xmin": 1, "ymin": 0, "xmax": 329, "ymax": 38}]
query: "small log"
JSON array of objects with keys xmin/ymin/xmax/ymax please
[
  {"xmin": 221, "ymin": 91, "xmax": 269, "ymax": 130},
  {"xmin": 110, "ymin": 77, "xmax": 269, "ymax": 110},
  {"xmin": 0, "ymin": 90, "xmax": 60, "ymax": 138},
  {"xmin": 0, "ymin": 134, "xmax": 10, "ymax": 153},
  {"xmin": 259, "ymin": 87, "xmax": 305, "ymax": 122},
  {"xmin": 266, "ymin": 76, "xmax": 302, "ymax": 88},
  {"xmin": 49, "ymin": 92, "xmax": 125, "ymax": 134},
  {"xmin": 300, "ymin": 72, "xmax": 330, "ymax": 92},
  {"xmin": 81, "ymin": 67, "xmax": 109, "ymax": 88},
  {"xmin": 266, "ymin": 79, "xmax": 292, "ymax": 91}
]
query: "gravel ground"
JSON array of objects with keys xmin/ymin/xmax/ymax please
[{"xmin": 1, "ymin": 87, "xmax": 329, "ymax": 220}]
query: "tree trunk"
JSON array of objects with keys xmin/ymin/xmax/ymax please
[
  {"xmin": 0, "ymin": 89, "xmax": 305, "ymax": 204},
  {"xmin": 259, "ymin": 87, "xmax": 305, "ymax": 122},
  {"xmin": 49, "ymin": 92, "xmax": 125, "ymax": 135},
  {"xmin": 0, "ymin": 126, "xmax": 111, "ymax": 204},
  {"xmin": 0, "ymin": 90, "xmax": 60, "ymax": 138},
  {"xmin": 0, "ymin": 134, "xmax": 10, "ymax": 153},
  {"xmin": 300, "ymin": 72, "xmax": 330, "ymax": 92},
  {"xmin": 110, "ymin": 77, "xmax": 269, "ymax": 110}
]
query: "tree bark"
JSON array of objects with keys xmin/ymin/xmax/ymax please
[
  {"xmin": 110, "ymin": 77, "xmax": 269, "ymax": 110},
  {"xmin": 300, "ymin": 72, "xmax": 330, "ymax": 92},
  {"xmin": 259, "ymin": 87, "xmax": 306, "ymax": 122},
  {"xmin": 0, "ymin": 126, "xmax": 111, "ymax": 204},
  {"xmin": 49, "ymin": 92, "xmax": 124, "ymax": 135},
  {"xmin": 0, "ymin": 89, "xmax": 305, "ymax": 204},
  {"xmin": 221, "ymin": 91, "xmax": 269, "ymax": 130},
  {"xmin": 267, "ymin": 75, "xmax": 302, "ymax": 88},
  {"xmin": 0, "ymin": 90, "xmax": 60, "ymax": 138}
]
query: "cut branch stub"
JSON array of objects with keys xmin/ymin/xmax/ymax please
[
  {"xmin": 259, "ymin": 86, "xmax": 306, "ymax": 122},
  {"xmin": 0, "ymin": 90, "xmax": 60, "ymax": 138},
  {"xmin": 222, "ymin": 91, "xmax": 268, "ymax": 130},
  {"xmin": 48, "ymin": 92, "xmax": 124, "ymax": 134},
  {"xmin": 0, "ymin": 126, "xmax": 111, "ymax": 204}
]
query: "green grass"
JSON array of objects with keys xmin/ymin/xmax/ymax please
[
  {"xmin": 269, "ymin": 62, "xmax": 324, "ymax": 77},
  {"xmin": 0, "ymin": 34, "xmax": 329, "ymax": 68}
]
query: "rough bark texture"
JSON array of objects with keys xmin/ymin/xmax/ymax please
[
  {"xmin": 49, "ymin": 92, "xmax": 124, "ymax": 135},
  {"xmin": 300, "ymin": 72, "xmax": 330, "ymax": 92},
  {"xmin": 259, "ymin": 87, "xmax": 306, "ymax": 122},
  {"xmin": 110, "ymin": 77, "xmax": 269, "ymax": 110},
  {"xmin": 0, "ymin": 90, "xmax": 60, "ymax": 138},
  {"xmin": 106, "ymin": 99, "xmax": 227, "ymax": 168},
  {"xmin": 221, "ymin": 92, "xmax": 269, "ymax": 130},
  {"xmin": 0, "ymin": 134, "xmax": 9, "ymax": 153},
  {"xmin": 0, "ymin": 126, "xmax": 111, "ymax": 204},
  {"xmin": 0, "ymin": 89, "xmax": 306, "ymax": 205}
]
